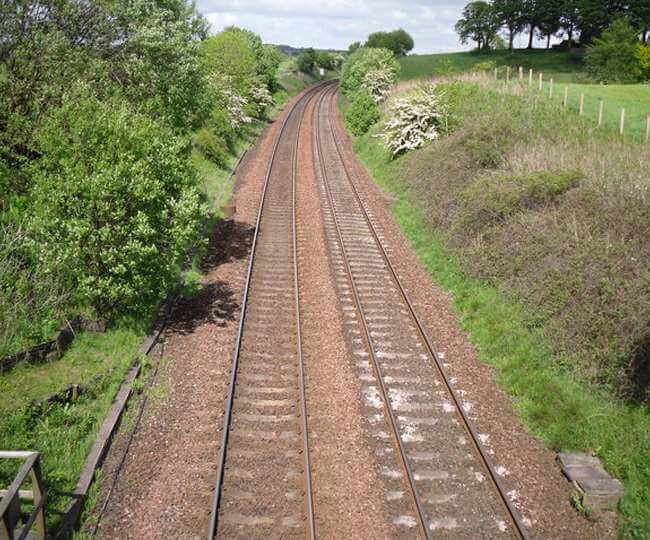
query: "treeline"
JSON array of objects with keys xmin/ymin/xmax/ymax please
[
  {"xmin": 0, "ymin": 0, "xmax": 282, "ymax": 356},
  {"xmin": 456, "ymin": 0, "xmax": 650, "ymax": 51}
]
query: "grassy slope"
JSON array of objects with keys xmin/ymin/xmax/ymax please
[
  {"xmin": 399, "ymin": 49, "xmax": 586, "ymax": 82},
  {"xmin": 348, "ymin": 84, "xmax": 650, "ymax": 536}
]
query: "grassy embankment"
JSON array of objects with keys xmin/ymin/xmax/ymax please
[
  {"xmin": 349, "ymin": 78, "xmax": 650, "ymax": 536},
  {"xmin": 0, "ymin": 63, "xmax": 311, "ymax": 532},
  {"xmin": 402, "ymin": 50, "xmax": 650, "ymax": 139}
]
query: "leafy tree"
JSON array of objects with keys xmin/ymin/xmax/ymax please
[
  {"xmin": 201, "ymin": 29, "xmax": 258, "ymax": 96},
  {"xmin": 492, "ymin": 0, "xmax": 526, "ymax": 50},
  {"xmin": 586, "ymin": 17, "xmax": 642, "ymax": 83},
  {"xmin": 30, "ymin": 93, "xmax": 204, "ymax": 319},
  {"xmin": 637, "ymin": 41, "xmax": 650, "ymax": 78},
  {"xmin": 576, "ymin": 0, "xmax": 629, "ymax": 44},
  {"xmin": 348, "ymin": 41, "xmax": 362, "ymax": 53},
  {"xmin": 297, "ymin": 48, "xmax": 317, "ymax": 73},
  {"xmin": 340, "ymin": 47, "xmax": 400, "ymax": 97},
  {"xmin": 559, "ymin": 0, "xmax": 581, "ymax": 45},
  {"xmin": 316, "ymin": 51, "xmax": 336, "ymax": 70},
  {"xmin": 366, "ymin": 29, "xmax": 414, "ymax": 56},
  {"xmin": 630, "ymin": 0, "xmax": 650, "ymax": 43},
  {"xmin": 344, "ymin": 91, "xmax": 380, "ymax": 136},
  {"xmin": 455, "ymin": 1, "xmax": 500, "ymax": 51},
  {"xmin": 537, "ymin": 0, "xmax": 563, "ymax": 48},
  {"xmin": 521, "ymin": 0, "xmax": 545, "ymax": 48}
]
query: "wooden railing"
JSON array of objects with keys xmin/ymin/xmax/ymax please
[{"xmin": 0, "ymin": 451, "xmax": 46, "ymax": 540}]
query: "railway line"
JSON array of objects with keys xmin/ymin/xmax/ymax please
[{"xmin": 208, "ymin": 82, "xmax": 530, "ymax": 538}]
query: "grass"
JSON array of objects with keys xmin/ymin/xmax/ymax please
[
  {"xmin": 348, "ymin": 82, "xmax": 650, "ymax": 536},
  {"xmin": 0, "ymin": 329, "xmax": 143, "ymax": 530},
  {"xmin": 399, "ymin": 49, "xmax": 587, "ymax": 82}
]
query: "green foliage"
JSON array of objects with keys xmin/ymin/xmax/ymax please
[
  {"xmin": 340, "ymin": 47, "xmax": 400, "ymax": 97},
  {"xmin": 365, "ymin": 29, "xmax": 415, "ymax": 56},
  {"xmin": 586, "ymin": 18, "xmax": 643, "ymax": 83},
  {"xmin": 201, "ymin": 29, "xmax": 258, "ymax": 95},
  {"xmin": 29, "ymin": 94, "xmax": 204, "ymax": 319},
  {"xmin": 461, "ymin": 170, "xmax": 583, "ymax": 225},
  {"xmin": 315, "ymin": 51, "xmax": 336, "ymax": 70},
  {"xmin": 455, "ymin": 1, "xmax": 500, "ymax": 52},
  {"xmin": 297, "ymin": 48, "xmax": 317, "ymax": 74},
  {"xmin": 637, "ymin": 42, "xmax": 650, "ymax": 80},
  {"xmin": 344, "ymin": 92, "xmax": 381, "ymax": 136},
  {"xmin": 470, "ymin": 60, "xmax": 498, "ymax": 72}
]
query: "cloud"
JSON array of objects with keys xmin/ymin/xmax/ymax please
[{"xmin": 198, "ymin": 0, "xmax": 472, "ymax": 53}]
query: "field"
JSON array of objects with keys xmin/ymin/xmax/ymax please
[
  {"xmin": 399, "ymin": 49, "xmax": 587, "ymax": 82},
  {"xmin": 349, "ymin": 81, "xmax": 650, "ymax": 536}
]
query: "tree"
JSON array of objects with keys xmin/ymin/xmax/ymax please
[
  {"xmin": 297, "ymin": 48, "xmax": 317, "ymax": 73},
  {"xmin": 521, "ymin": 0, "xmax": 545, "ymax": 48},
  {"xmin": 201, "ymin": 29, "xmax": 258, "ymax": 96},
  {"xmin": 537, "ymin": 0, "xmax": 563, "ymax": 48},
  {"xmin": 365, "ymin": 29, "xmax": 414, "ymax": 56},
  {"xmin": 630, "ymin": 0, "xmax": 650, "ymax": 43},
  {"xmin": 340, "ymin": 47, "xmax": 400, "ymax": 97},
  {"xmin": 348, "ymin": 41, "xmax": 362, "ymax": 53},
  {"xmin": 455, "ymin": 1, "xmax": 500, "ymax": 52},
  {"xmin": 316, "ymin": 51, "xmax": 336, "ymax": 70},
  {"xmin": 576, "ymin": 0, "xmax": 629, "ymax": 44},
  {"xmin": 586, "ymin": 17, "xmax": 641, "ymax": 83},
  {"xmin": 559, "ymin": 0, "xmax": 581, "ymax": 46},
  {"xmin": 492, "ymin": 0, "xmax": 525, "ymax": 50}
]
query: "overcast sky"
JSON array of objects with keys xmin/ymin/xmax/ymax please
[{"xmin": 196, "ymin": 0, "xmax": 489, "ymax": 53}]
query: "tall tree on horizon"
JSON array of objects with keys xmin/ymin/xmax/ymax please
[
  {"xmin": 537, "ymin": 0, "xmax": 563, "ymax": 48},
  {"xmin": 522, "ymin": 0, "xmax": 545, "ymax": 48},
  {"xmin": 455, "ymin": 1, "xmax": 500, "ymax": 51},
  {"xmin": 559, "ymin": 0, "xmax": 581, "ymax": 45},
  {"xmin": 492, "ymin": 0, "xmax": 526, "ymax": 49},
  {"xmin": 630, "ymin": 0, "xmax": 650, "ymax": 42}
]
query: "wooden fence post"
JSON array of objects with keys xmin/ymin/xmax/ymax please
[
  {"xmin": 538, "ymin": 72, "xmax": 543, "ymax": 91},
  {"xmin": 563, "ymin": 86, "xmax": 568, "ymax": 107},
  {"xmin": 549, "ymin": 78, "xmax": 554, "ymax": 99},
  {"xmin": 646, "ymin": 116, "xmax": 650, "ymax": 143},
  {"xmin": 598, "ymin": 100, "xmax": 604, "ymax": 127},
  {"xmin": 506, "ymin": 66, "xmax": 510, "ymax": 82},
  {"xmin": 519, "ymin": 66, "xmax": 523, "ymax": 81},
  {"xmin": 529, "ymin": 68, "xmax": 533, "ymax": 87},
  {"xmin": 619, "ymin": 108, "xmax": 625, "ymax": 135},
  {"xmin": 494, "ymin": 67, "xmax": 498, "ymax": 80},
  {"xmin": 579, "ymin": 93, "xmax": 585, "ymax": 115}
]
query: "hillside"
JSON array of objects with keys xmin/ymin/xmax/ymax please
[{"xmin": 399, "ymin": 49, "xmax": 587, "ymax": 82}]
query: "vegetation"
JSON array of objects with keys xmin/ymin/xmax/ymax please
[
  {"xmin": 350, "ymin": 80, "xmax": 650, "ymax": 537},
  {"xmin": 398, "ymin": 49, "xmax": 586, "ymax": 82},
  {"xmin": 586, "ymin": 18, "xmax": 643, "ymax": 83},
  {"xmin": 365, "ymin": 29, "xmax": 415, "ymax": 56},
  {"xmin": 343, "ymin": 91, "xmax": 380, "ymax": 136},
  {"xmin": 340, "ymin": 47, "xmax": 400, "ymax": 99},
  {"xmin": 456, "ymin": 0, "xmax": 650, "ymax": 51}
]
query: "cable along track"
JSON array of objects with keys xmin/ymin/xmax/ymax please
[
  {"xmin": 313, "ymin": 85, "xmax": 530, "ymax": 539},
  {"xmin": 208, "ymin": 84, "xmax": 330, "ymax": 539}
]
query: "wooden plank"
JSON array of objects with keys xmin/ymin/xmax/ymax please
[{"xmin": 0, "ymin": 489, "xmax": 33, "ymax": 499}]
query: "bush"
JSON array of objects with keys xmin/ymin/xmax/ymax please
[
  {"xmin": 297, "ymin": 48, "xmax": 317, "ymax": 74},
  {"xmin": 637, "ymin": 43, "xmax": 650, "ymax": 80},
  {"xmin": 194, "ymin": 128, "xmax": 230, "ymax": 167},
  {"xmin": 202, "ymin": 29, "xmax": 258, "ymax": 96},
  {"xmin": 340, "ymin": 47, "xmax": 400, "ymax": 98},
  {"xmin": 362, "ymin": 68, "xmax": 395, "ymax": 102},
  {"xmin": 586, "ymin": 18, "xmax": 642, "ymax": 84},
  {"xmin": 380, "ymin": 83, "xmax": 451, "ymax": 156},
  {"xmin": 344, "ymin": 91, "xmax": 381, "ymax": 136},
  {"xmin": 30, "ymin": 94, "xmax": 205, "ymax": 320},
  {"xmin": 461, "ymin": 170, "xmax": 584, "ymax": 226},
  {"xmin": 471, "ymin": 60, "xmax": 497, "ymax": 73}
]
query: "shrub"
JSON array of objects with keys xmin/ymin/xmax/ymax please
[
  {"xmin": 344, "ymin": 91, "xmax": 381, "ymax": 136},
  {"xmin": 340, "ymin": 47, "xmax": 400, "ymax": 98},
  {"xmin": 586, "ymin": 18, "xmax": 642, "ymax": 84},
  {"xmin": 637, "ymin": 43, "xmax": 650, "ymax": 80},
  {"xmin": 461, "ymin": 170, "xmax": 584, "ymax": 226},
  {"xmin": 380, "ymin": 84, "xmax": 451, "ymax": 156},
  {"xmin": 30, "ymin": 94, "xmax": 205, "ymax": 320},
  {"xmin": 194, "ymin": 128, "xmax": 230, "ymax": 167},
  {"xmin": 471, "ymin": 60, "xmax": 497, "ymax": 73},
  {"xmin": 362, "ymin": 68, "xmax": 395, "ymax": 102},
  {"xmin": 297, "ymin": 48, "xmax": 317, "ymax": 74}
]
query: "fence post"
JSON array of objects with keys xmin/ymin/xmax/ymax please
[
  {"xmin": 646, "ymin": 116, "xmax": 650, "ymax": 143},
  {"xmin": 538, "ymin": 72, "xmax": 543, "ymax": 91},
  {"xmin": 519, "ymin": 66, "xmax": 523, "ymax": 81},
  {"xmin": 494, "ymin": 67, "xmax": 498, "ymax": 80},
  {"xmin": 619, "ymin": 108, "xmax": 625, "ymax": 135},
  {"xmin": 529, "ymin": 68, "xmax": 533, "ymax": 87},
  {"xmin": 579, "ymin": 93, "xmax": 585, "ymax": 115},
  {"xmin": 549, "ymin": 78, "xmax": 554, "ymax": 99},
  {"xmin": 598, "ymin": 100, "xmax": 604, "ymax": 127},
  {"xmin": 506, "ymin": 66, "xmax": 510, "ymax": 82},
  {"xmin": 563, "ymin": 86, "xmax": 568, "ymax": 107}
]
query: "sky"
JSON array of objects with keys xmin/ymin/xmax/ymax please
[{"xmin": 196, "ymin": 0, "xmax": 481, "ymax": 54}]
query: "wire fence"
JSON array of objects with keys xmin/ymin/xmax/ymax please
[{"xmin": 494, "ymin": 66, "xmax": 650, "ymax": 142}]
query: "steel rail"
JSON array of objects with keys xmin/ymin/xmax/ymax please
[
  {"xmin": 313, "ymin": 84, "xmax": 433, "ymax": 540},
  {"xmin": 207, "ymin": 82, "xmax": 331, "ymax": 539},
  {"xmin": 321, "ymin": 85, "xmax": 530, "ymax": 540}
]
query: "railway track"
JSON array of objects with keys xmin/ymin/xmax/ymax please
[
  {"xmin": 208, "ymin": 83, "xmax": 331, "ymax": 539},
  {"xmin": 312, "ymin": 84, "xmax": 530, "ymax": 539}
]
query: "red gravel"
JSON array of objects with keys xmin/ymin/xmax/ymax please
[
  {"xmin": 328, "ymin": 91, "xmax": 617, "ymax": 539},
  {"xmin": 297, "ymin": 95, "xmax": 393, "ymax": 538}
]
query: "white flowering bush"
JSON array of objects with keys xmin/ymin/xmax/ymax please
[
  {"xmin": 362, "ymin": 68, "xmax": 394, "ymax": 102},
  {"xmin": 380, "ymin": 84, "xmax": 450, "ymax": 156},
  {"xmin": 340, "ymin": 47, "xmax": 399, "ymax": 98},
  {"xmin": 208, "ymin": 73, "xmax": 252, "ymax": 130},
  {"xmin": 250, "ymin": 82, "xmax": 274, "ymax": 116}
]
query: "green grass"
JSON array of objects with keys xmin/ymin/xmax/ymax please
[
  {"xmin": 539, "ymin": 82, "xmax": 650, "ymax": 140},
  {"xmin": 0, "ymin": 329, "xmax": 143, "ymax": 530},
  {"xmin": 400, "ymin": 49, "xmax": 587, "ymax": 83},
  {"xmin": 350, "ymin": 90, "xmax": 650, "ymax": 537}
]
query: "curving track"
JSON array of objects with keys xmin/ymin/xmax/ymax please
[
  {"xmin": 208, "ymin": 82, "xmax": 530, "ymax": 539},
  {"xmin": 208, "ymin": 83, "xmax": 332, "ymax": 539},
  {"xmin": 312, "ymin": 84, "xmax": 530, "ymax": 539}
]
